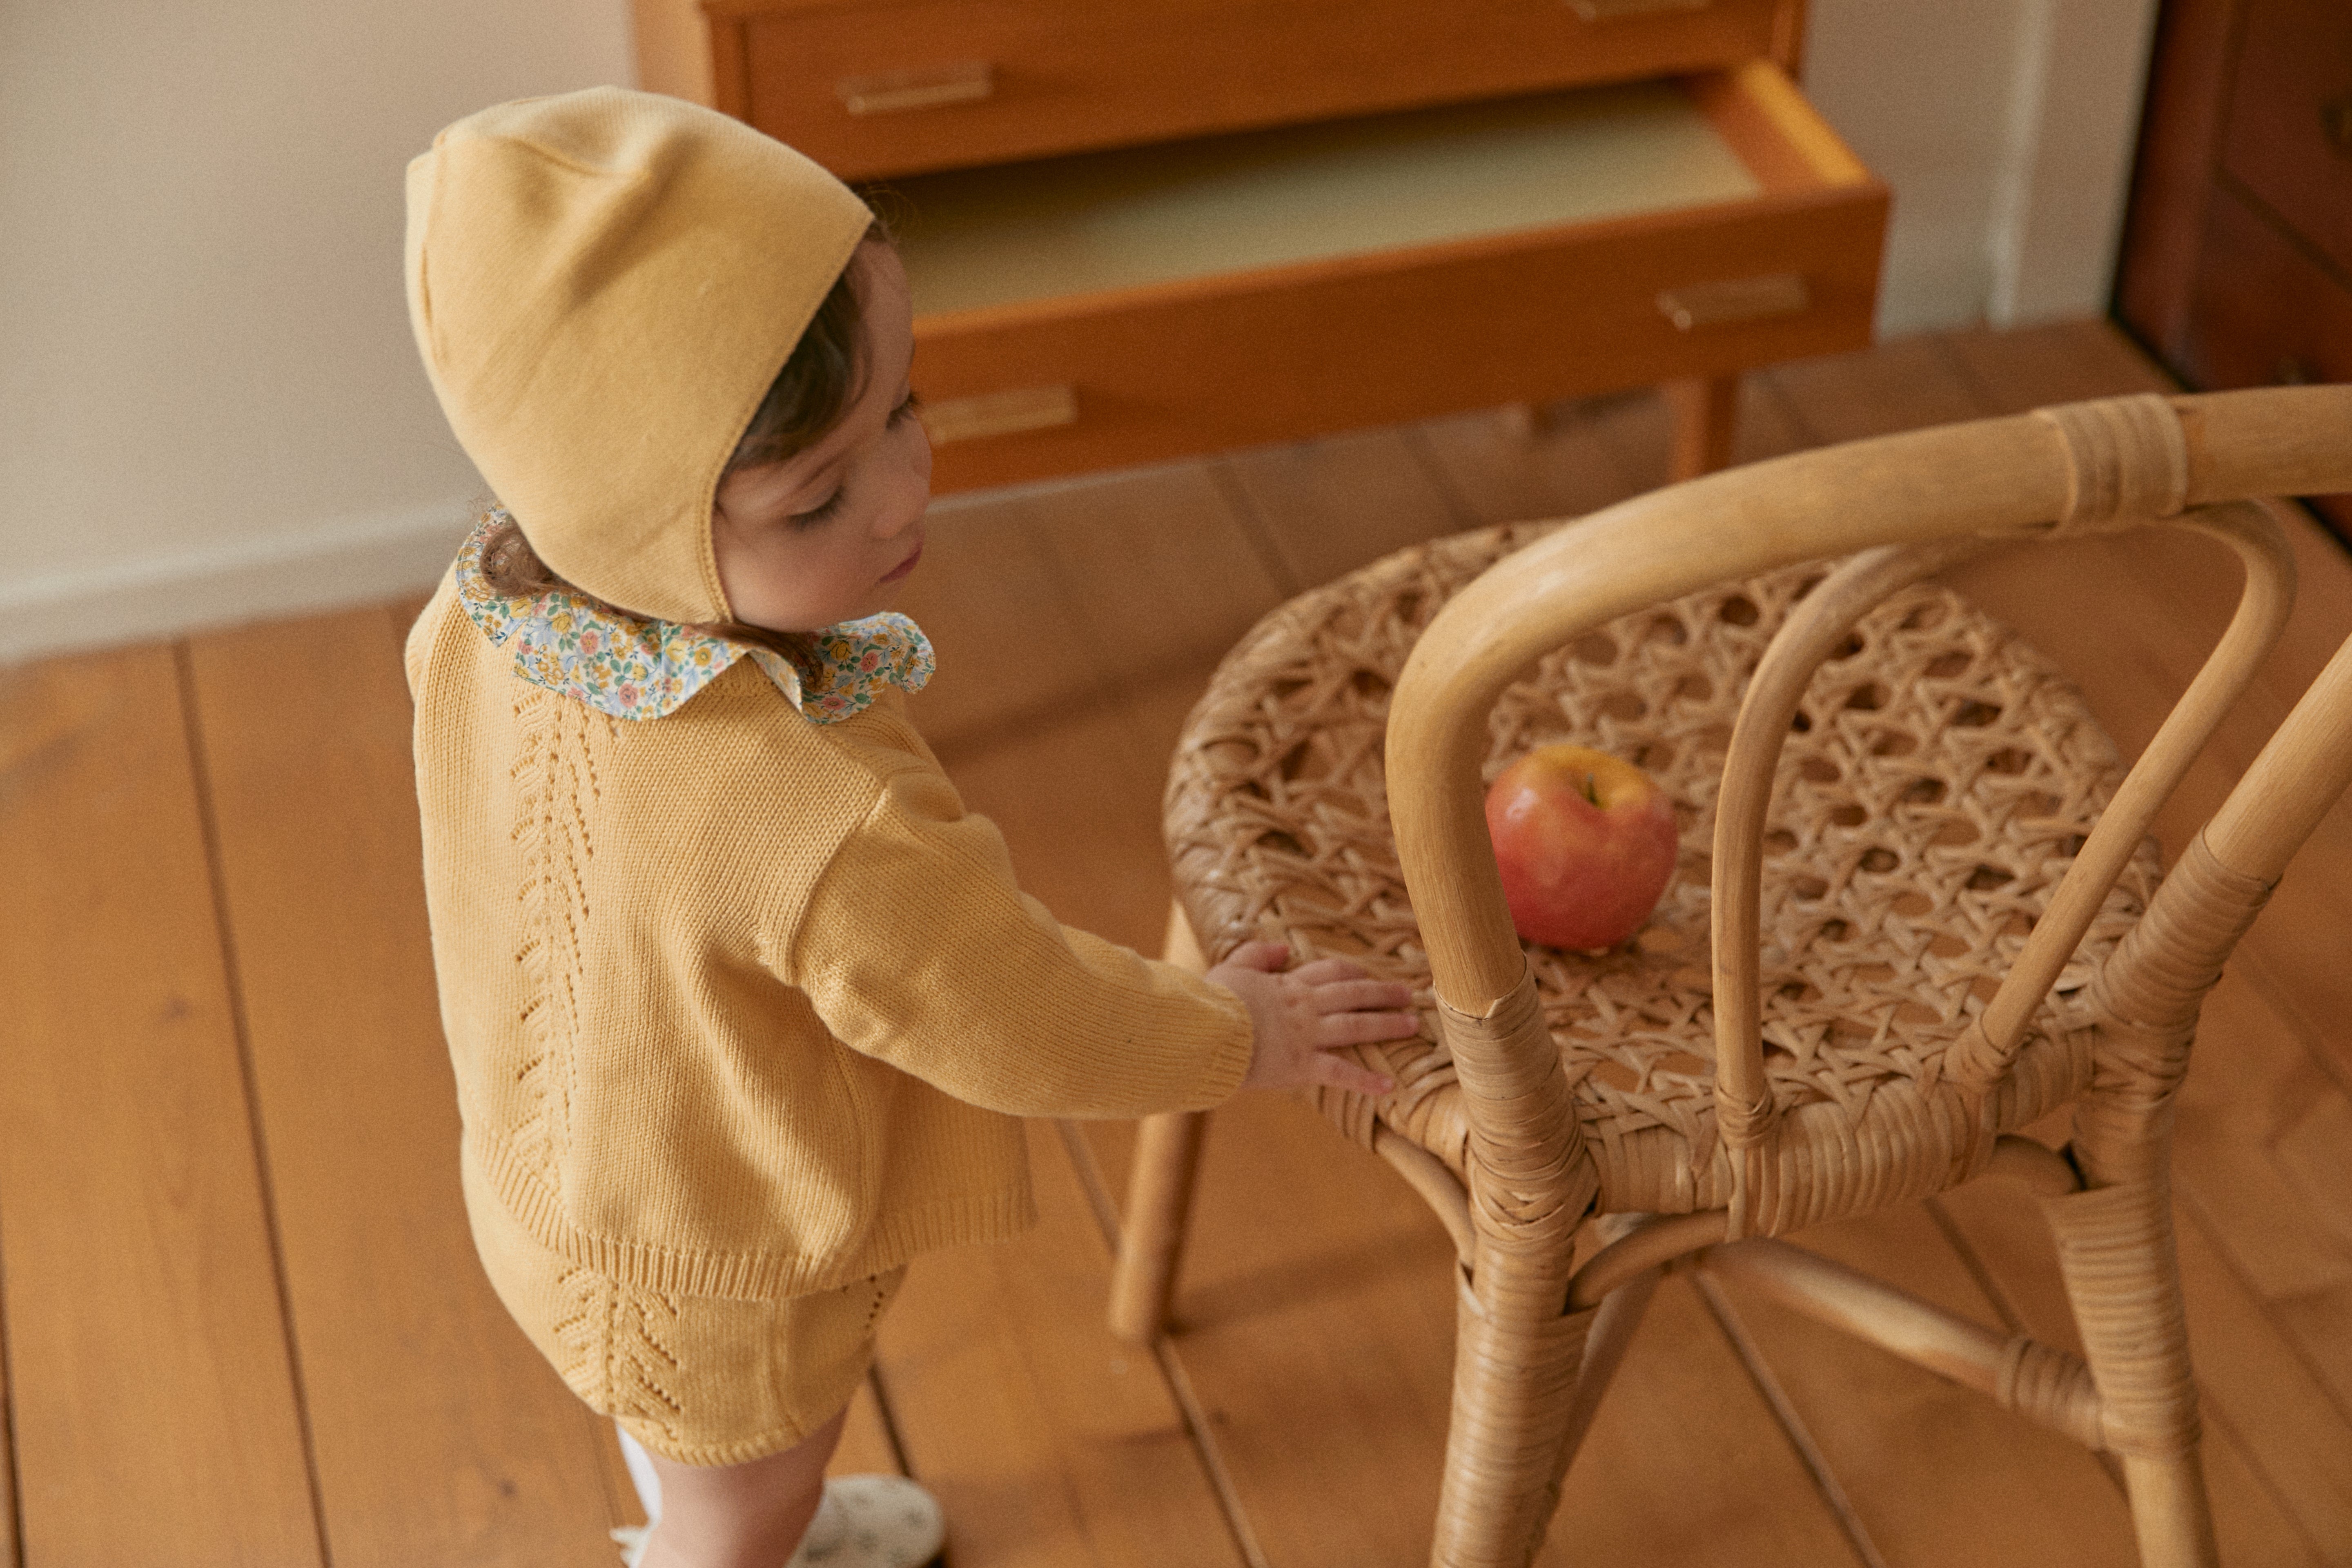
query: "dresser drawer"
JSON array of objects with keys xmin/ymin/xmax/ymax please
[
  {"xmin": 2219, "ymin": 0, "xmax": 2352, "ymax": 281},
  {"xmin": 2182, "ymin": 182, "xmax": 2352, "ymax": 537},
  {"xmin": 2184, "ymin": 185, "xmax": 2352, "ymax": 392},
  {"xmin": 706, "ymin": 0, "xmax": 1791, "ymax": 180},
  {"xmin": 898, "ymin": 61, "xmax": 1885, "ymax": 493}
]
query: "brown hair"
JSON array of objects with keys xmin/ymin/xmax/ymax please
[{"xmin": 480, "ymin": 232, "xmax": 882, "ymax": 682}]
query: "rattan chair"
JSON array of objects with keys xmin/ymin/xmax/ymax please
[{"xmin": 1107, "ymin": 385, "xmax": 2352, "ymax": 1568}]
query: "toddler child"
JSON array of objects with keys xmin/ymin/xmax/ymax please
[{"xmin": 401, "ymin": 87, "xmax": 1417, "ymax": 1568}]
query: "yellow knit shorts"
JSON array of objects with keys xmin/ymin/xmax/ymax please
[{"xmin": 464, "ymin": 1164, "xmax": 903, "ymax": 1467}]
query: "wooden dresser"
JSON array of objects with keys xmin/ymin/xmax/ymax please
[
  {"xmin": 639, "ymin": 0, "xmax": 1887, "ymax": 494},
  {"xmin": 2119, "ymin": 0, "xmax": 2352, "ymax": 536}
]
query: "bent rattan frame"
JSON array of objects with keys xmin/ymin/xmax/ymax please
[{"xmin": 1112, "ymin": 385, "xmax": 2352, "ymax": 1568}]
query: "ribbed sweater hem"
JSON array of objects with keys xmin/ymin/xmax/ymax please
[{"xmin": 472, "ymin": 1135, "xmax": 1038, "ymax": 1300}]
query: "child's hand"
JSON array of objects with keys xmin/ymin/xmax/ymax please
[{"xmin": 1206, "ymin": 941, "xmax": 1418, "ymax": 1098}]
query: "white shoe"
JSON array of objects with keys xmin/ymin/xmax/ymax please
[
  {"xmin": 793, "ymin": 1474, "xmax": 946, "ymax": 1567},
  {"xmin": 608, "ymin": 1475, "xmax": 944, "ymax": 1568}
]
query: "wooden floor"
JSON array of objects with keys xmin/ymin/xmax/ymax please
[{"xmin": 5, "ymin": 321, "xmax": 2352, "ymax": 1568}]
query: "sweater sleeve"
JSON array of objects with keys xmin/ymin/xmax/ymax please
[{"xmin": 780, "ymin": 759, "xmax": 1254, "ymax": 1119}]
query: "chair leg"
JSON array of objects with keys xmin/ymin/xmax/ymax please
[
  {"xmin": 2040, "ymin": 1172, "xmax": 2218, "ymax": 1568},
  {"xmin": 1551, "ymin": 1267, "xmax": 1661, "ymax": 1487},
  {"xmin": 1664, "ymin": 374, "xmax": 1739, "ymax": 481},
  {"xmin": 1431, "ymin": 1267, "xmax": 1603, "ymax": 1568},
  {"xmin": 1109, "ymin": 1109, "xmax": 1211, "ymax": 1341},
  {"xmin": 1108, "ymin": 900, "xmax": 1216, "ymax": 1342}
]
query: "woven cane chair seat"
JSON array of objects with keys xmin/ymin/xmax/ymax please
[{"xmin": 1167, "ymin": 519, "xmax": 2160, "ymax": 1225}]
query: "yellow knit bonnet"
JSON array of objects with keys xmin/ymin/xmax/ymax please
[{"xmin": 404, "ymin": 88, "xmax": 874, "ymax": 624}]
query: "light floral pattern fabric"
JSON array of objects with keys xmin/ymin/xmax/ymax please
[{"xmin": 454, "ymin": 512, "xmax": 933, "ymax": 723}]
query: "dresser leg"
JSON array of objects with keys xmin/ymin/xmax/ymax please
[
  {"xmin": 1497, "ymin": 401, "xmax": 1560, "ymax": 440},
  {"xmin": 1665, "ymin": 374, "xmax": 1740, "ymax": 481}
]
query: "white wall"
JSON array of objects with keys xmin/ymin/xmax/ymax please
[
  {"xmin": 0, "ymin": 0, "xmax": 634, "ymax": 663},
  {"xmin": 1985, "ymin": 0, "xmax": 2167, "ymax": 326},
  {"xmin": 0, "ymin": 0, "xmax": 2158, "ymax": 663},
  {"xmin": 1802, "ymin": 0, "xmax": 2162, "ymax": 336}
]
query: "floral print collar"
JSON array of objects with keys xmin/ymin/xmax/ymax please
[{"xmin": 453, "ymin": 512, "xmax": 934, "ymax": 724}]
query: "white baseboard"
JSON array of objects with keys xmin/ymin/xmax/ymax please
[{"xmin": 0, "ymin": 497, "xmax": 481, "ymax": 667}]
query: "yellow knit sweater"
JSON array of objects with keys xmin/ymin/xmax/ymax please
[{"xmin": 407, "ymin": 573, "xmax": 1253, "ymax": 1299}]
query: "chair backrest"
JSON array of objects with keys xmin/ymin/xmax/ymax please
[{"xmin": 1386, "ymin": 384, "xmax": 2352, "ymax": 1239}]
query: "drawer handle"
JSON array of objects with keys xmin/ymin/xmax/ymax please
[
  {"xmin": 1566, "ymin": 0, "xmax": 1710, "ymax": 19},
  {"xmin": 835, "ymin": 62, "xmax": 994, "ymax": 116},
  {"xmin": 919, "ymin": 385, "xmax": 1079, "ymax": 445},
  {"xmin": 1657, "ymin": 274, "xmax": 1811, "ymax": 331},
  {"xmin": 2325, "ymin": 94, "xmax": 2352, "ymax": 154}
]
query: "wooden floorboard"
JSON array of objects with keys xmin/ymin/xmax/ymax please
[
  {"xmin": 896, "ymin": 482, "xmax": 1111, "ymax": 755},
  {"xmin": 1708, "ymin": 1202, "xmax": 2140, "ymax": 1568},
  {"xmin": 0, "ymin": 1275, "xmax": 15, "ymax": 1568},
  {"xmin": 1083, "ymin": 1105, "xmax": 1466, "ymax": 1568},
  {"xmin": 1218, "ymin": 425, "xmax": 1468, "ymax": 593},
  {"xmin": 1414, "ymin": 391, "xmax": 1666, "ymax": 528},
  {"xmin": 1763, "ymin": 334, "xmax": 1988, "ymax": 446},
  {"xmin": 1541, "ymin": 1269, "xmax": 1866, "ymax": 1568},
  {"xmin": 0, "ymin": 646, "xmax": 322, "ymax": 1567},
  {"xmin": 9, "ymin": 321, "xmax": 2352, "ymax": 1566},
  {"xmin": 2172, "ymin": 975, "xmax": 2352, "ymax": 1312},
  {"xmin": 2168, "ymin": 984, "xmax": 2352, "ymax": 1564},
  {"xmin": 937, "ymin": 692, "xmax": 1187, "ymax": 957},
  {"xmin": 1014, "ymin": 463, "xmax": 1290, "ymax": 701},
  {"xmin": 2176, "ymin": 1207, "xmax": 2352, "ymax": 1557},
  {"xmin": 876, "ymin": 1119, "xmax": 1245, "ymax": 1568}
]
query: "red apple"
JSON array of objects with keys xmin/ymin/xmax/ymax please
[{"xmin": 1484, "ymin": 745, "xmax": 1678, "ymax": 951}]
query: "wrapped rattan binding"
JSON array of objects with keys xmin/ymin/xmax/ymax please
[
  {"xmin": 1437, "ymin": 1265, "xmax": 1598, "ymax": 1568},
  {"xmin": 2041, "ymin": 1172, "xmax": 2203, "ymax": 1461},
  {"xmin": 2031, "ymin": 393, "xmax": 2189, "ymax": 535},
  {"xmin": 2069, "ymin": 830, "xmax": 2276, "ymax": 1187},
  {"xmin": 2090, "ymin": 830, "xmax": 2277, "ymax": 1040},
  {"xmin": 1436, "ymin": 970, "xmax": 1593, "ymax": 1299}
]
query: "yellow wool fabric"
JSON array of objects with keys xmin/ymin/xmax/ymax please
[
  {"xmin": 408, "ymin": 577, "xmax": 1254, "ymax": 1299},
  {"xmin": 403, "ymin": 88, "xmax": 871, "ymax": 624},
  {"xmin": 464, "ymin": 1149, "xmax": 908, "ymax": 1465}
]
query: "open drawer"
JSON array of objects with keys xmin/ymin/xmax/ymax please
[{"xmin": 897, "ymin": 60, "xmax": 1886, "ymax": 493}]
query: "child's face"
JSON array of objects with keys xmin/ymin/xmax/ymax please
[{"xmin": 711, "ymin": 243, "xmax": 930, "ymax": 634}]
